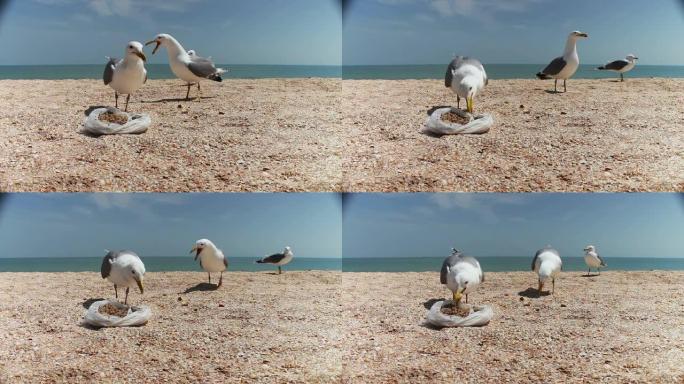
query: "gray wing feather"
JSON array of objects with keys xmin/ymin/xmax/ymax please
[
  {"xmin": 601, "ymin": 60, "xmax": 628, "ymax": 71},
  {"xmin": 541, "ymin": 56, "xmax": 566, "ymax": 76},
  {"xmin": 100, "ymin": 250, "xmax": 118, "ymax": 278},
  {"xmin": 597, "ymin": 253, "xmax": 607, "ymax": 266},
  {"xmin": 103, "ymin": 57, "xmax": 119, "ymax": 85},
  {"xmin": 187, "ymin": 56, "xmax": 219, "ymax": 78},
  {"xmin": 261, "ymin": 253, "xmax": 286, "ymax": 264},
  {"xmin": 440, "ymin": 254, "xmax": 460, "ymax": 284}
]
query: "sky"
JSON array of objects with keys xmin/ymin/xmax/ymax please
[
  {"xmin": 343, "ymin": 0, "xmax": 684, "ymax": 65},
  {"xmin": 0, "ymin": 193, "xmax": 342, "ymax": 259},
  {"xmin": 343, "ymin": 193, "xmax": 684, "ymax": 259},
  {"xmin": 0, "ymin": 0, "xmax": 341, "ymax": 65}
]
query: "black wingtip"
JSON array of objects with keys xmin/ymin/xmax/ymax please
[
  {"xmin": 209, "ymin": 74, "xmax": 222, "ymax": 82},
  {"xmin": 535, "ymin": 72, "xmax": 550, "ymax": 80},
  {"xmin": 597, "ymin": 66, "xmax": 605, "ymax": 70}
]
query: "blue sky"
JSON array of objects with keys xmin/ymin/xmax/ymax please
[
  {"xmin": 0, "ymin": 0, "xmax": 341, "ymax": 65},
  {"xmin": 343, "ymin": 193, "xmax": 684, "ymax": 258},
  {"xmin": 343, "ymin": 0, "xmax": 684, "ymax": 65},
  {"xmin": 0, "ymin": 193, "xmax": 342, "ymax": 259}
]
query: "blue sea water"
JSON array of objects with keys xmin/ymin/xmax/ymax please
[
  {"xmin": 0, "ymin": 64, "xmax": 342, "ymax": 80},
  {"xmin": 342, "ymin": 64, "xmax": 684, "ymax": 80},
  {"xmin": 342, "ymin": 257, "xmax": 684, "ymax": 272},
  {"xmin": 0, "ymin": 257, "xmax": 341, "ymax": 272}
]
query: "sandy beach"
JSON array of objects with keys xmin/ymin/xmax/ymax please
[
  {"xmin": 342, "ymin": 79, "xmax": 684, "ymax": 192},
  {"xmin": 0, "ymin": 271, "xmax": 341, "ymax": 383},
  {"xmin": 0, "ymin": 79, "xmax": 341, "ymax": 192},
  {"xmin": 341, "ymin": 271, "xmax": 684, "ymax": 383}
]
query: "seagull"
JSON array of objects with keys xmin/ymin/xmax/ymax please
[
  {"xmin": 103, "ymin": 41, "xmax": 147, "ymax": 111},
  {"xmin": 100, "ymin": 250, "xmax": 145, "ymax": 305},
  {"xmin": 190, "ymin": 239, "xmax": 228, "ymax": 287},
  {"xmin": 256, "ymin": 246, "xmax": 293, "ymax": 274},
  {"xmin": 444, "ymin": 56, "xmax": 488, "ymax": 113},
  {"xmin": 583, "ymin": 245, "xmax": 606, "ymax": 275},
  {"xmin": 536, "ymin": 31, "xmax": 588, "ymax": 93},
  {"xmin": 597, "ymin": 54, "xmax": 638, "ymax": 82},
  {"xmin": 145, "ymin": 34, "xmax": 225, "ymax": 100},
  {"xmin": 440, "ymin": 248, "xmax": 484, "ymax": 305},
  {"xmin": 531, "ymin": 246, "xmax": 562, "ymax": 295}
]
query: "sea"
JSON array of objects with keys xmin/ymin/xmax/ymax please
[
  {"xmin": 0, "ymin": 257, "xmax": 341, "ymax": 272},
  {"xmin": 2, "ymin": 64, "xmax": 682, "ymax": 80},
  {"xmin": 0, "ymin": 64, "xmax": 342, "ymax": 80},
  {"xmin": 342, "ymin": 64, "xmax": 684, "ymax": 80},
  {"xmin": 1, "ymin": 256, "xmax": 682, "ymax": 272},
  {"xmin": 342, "ymin": 257, "xmax": 684, "ymax": 272}
]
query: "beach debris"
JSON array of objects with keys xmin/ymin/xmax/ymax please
[
  {"xmin": 426, "ymin": 300, "xmax": 493, "ymax": 328},
  {"xmin": 83, "ymin": 299, "xmax": 151, "ymax": 328},
  {"xmin": 83, "ymin": 107, "xmax": 151, "ymax": 136},
  {"xmin": 424, "ymin": 107, "xmax": 493, "ymax": 135}
]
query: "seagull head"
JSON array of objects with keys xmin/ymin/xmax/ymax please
[
  {"xmin": 445, "ymin": 265, "xmax": 469, "ymax": 303},
  {"xmin": 626, "ymin": 54, "xmax": 638, "ymax": 62},
  {"xmin": 129, "ymin": 262, "xmax": 145, "ymax": 293},
  {"xmin": 569, "ymin": 30, "xmax": 589, "ymax": 39},
  {"xmin": 456, "ymin": 75, "xmax": 481, "ymax": 113},
  {"xmin": 190, "ymin": 238, "xmax": 214, "ymax": 260},
  {"xmin": 187, "ymin": 50, "xmax": 196, "ymax": 57},
  {"xmin": 284, "ymin": 246, "xmax": 292, "ymax": 253},
  {"xmin": 145, "ymin": 33, "xmax": 172, "ymax": 55},
  {"xmin": 125, "ymin": 41, "xmax": 146, "ymax": 62},
  {"xmin": 584, "ymin": 245, "xmax": 595, "ymax": 252}
]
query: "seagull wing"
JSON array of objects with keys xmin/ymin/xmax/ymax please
[
  {"xmin": 531, "ymin": 249, "xmax": 542, "ymax": 271},
  {"xmin": 599, "ymin": 60, "xmax": 628, "ymax": 71},
  {"xmin": 440, "ymin": 254, "xmax": 460, "ymax": 284},
  {"xmin": 445, "ymin": 56, "xmax": 465, "ymax": 88},
  {"xmin": 100, "ymin": 250, "xmax": 118, "ymax": 278},
  {"xmin": 187, "ymin": 56, "xmax": 221, "ymax": 80},
  {"xmin": 103, "ymin": 57, "xmax": 120, "ymax": 85},
  {"xmin": 540, "ymin": 56, "xmax": 566, "ymax": 76},
  {"xmin": 596, "ymin": 252, "xmax": 607, "ymax": 266}
]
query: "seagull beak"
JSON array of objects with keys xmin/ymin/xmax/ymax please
[
  {"xmin": 145, "ymin": 39, "xmax": 160, "ymax": 55},
  {"xmin": 580, "ymin": 33, "xmax": 588, "ymax": 38},
  {"xmin": 135, "ymin": 277, "xmax": 144, "ymax": 294},
  {"xmin": 466, "ymin": 96, "xmax": 474, "ymax": 113},
  {"xmin": 135, "ymin": 50, "xmax": 147, "ymax": 62},
  {"xmin": 452, "ymin": 289, "xmax": 463, "ymax": 303}
]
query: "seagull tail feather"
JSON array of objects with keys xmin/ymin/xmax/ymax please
[{"xmin": 535, "ymin": 72, "xmax": 551, "ymax": 80}]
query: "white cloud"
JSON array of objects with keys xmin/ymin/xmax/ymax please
[
  {"xmin": 378, "ymin": 0, "xmax": 544, "ymax": 18},
  {"xmin": 429, "ymin": 194, "xmax": 529, "ymax": 223},
  {"xmin": 33, "ymin": 0, "xmax": 203, "ymax": 17}
]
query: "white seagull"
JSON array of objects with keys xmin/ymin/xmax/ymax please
[
  {"xmin": 103, "ymin": 41, "xmax": 147, "ymax": 111},
  {"xmin": 583, "ymin": 245, "xmax": 606, "ymax": 275},
  {"xmin": 444, "ymin": 56, "xmax": 488, "ymax": 113},
  {"xmin": 536, "ymin": 31, "xmax": 588, "ymax": 93},
  {"xmin": 597, "ymin": 54, "xmax": 638, "ymax": 82},
  {"xmin": 256, "ymin": 246, "xmax": 293, "ymax": 274},
  {"xmin": 531, "ymin": 246, "xmax": 562, "ymax": 295},
  {"xmin": 440, "ymin": 248, "xmax": 484, "ymax": 305},
  {"xmin": 190, "ymin": 239, "xmax": 228, "ymax": 287},
  {"xmin": 145, "ymin": 34, "xmax": 225, "ymax": 100},
  {"xmin": 100, "ymin": 250, "xmax": 146, "ymax": 304}
]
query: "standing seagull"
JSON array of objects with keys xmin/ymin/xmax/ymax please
[
  {"xmin": 256, "ymin": 246, "xmax": 293, "ymax": 274},
  {"xmin": 536, "ymin": 31, "xmax": 588, "ymax": 93},
  {"xmin": 597, "ymin": 54, "xmax": 638, "ymax": 82},
  {"xmin": 440, "ymin": 248, "xmax": 484, "ymax": 305},
  {"xmin": 444, "ymin": 56, "xmax": 488, "ymax": 113},
  {"xmin": 190, "ymin": 239, "xmax": 228, "ymax": 287},
  {"xmin": 145, "ymin": 34, "xmax": 225, "ymax": 100},
  {"xmin": 103, "ymin": 41, "xmax": 147, "ymax": 111},
  {"xmin": 583, "ymin": 245, "xmax": 606, "ymax": 275},
  {"xmin": 531, "ymin": 246, "xmax": 562, "ymax": 295},
  {"xmin": 100, "ymin": 250, "xmax": 145, "ymax": 305}
]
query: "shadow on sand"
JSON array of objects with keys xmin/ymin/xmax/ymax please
[
  {"xmin": 183, "ymin": 282, "xmax": 220, "ymax": 293},
  {"xmin": 422, "ymin": 298, "xmax": 446, "ymax": 309},
  {"xmin": 141, "ymin": 96, "xmax": 217, "ymax": 103},
  {"xmin": 81, "ymin": 298, "xmax": 106, "ymax": 309},
  {"xmin": 518, "ymin": 288, "xmax": 550, "ymax": 298}
]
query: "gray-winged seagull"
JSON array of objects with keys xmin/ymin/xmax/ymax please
[
  {"xmin": 145, "ymin": 34, "xmax": 225, "ymax": 100},
  {"xmin": 531, "ymin": 246, "xmax": 562, "ymax": 295},
  {"xmin": 597, "ymin": 54, "xmax": 638, "ymax": 82},
  {"xmin": 103, "ymin": 41, "xmax": 147, "ymax": 111},
  {"xmin": 100, "ymin": 250, "xmax": 146, "ymax": 304},
  {"xmin": 444, "ymin": 56, "xmax": 488, "ymax": 113},
  {"xmin": 583, "ymin": 245, "xmax": 606, "ymax": 275},
  {"xmin": 190, "ymin": 239, "xmax": 228, "ymax": 286},
  {"xmin": 256, "ymin": 247, "xmax": 293, "ymax": 274},
  {"xmin": 440, "ymin": 248, "xmax": 484, "ymax": 305},
  {"xmin": 536, "ymin": 31, "xmax": 588, "ymax": 92}
]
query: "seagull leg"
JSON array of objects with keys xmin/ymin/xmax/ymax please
[
  {"xmin": 218, "ymin": 272, "xmax": 223, "ymax": 287},
  {"xmin": 554, "ymin": 80, "xmax": 557, "ymax": 93},
  {"xmin": 465, "ymin": 294, "xmax": 469, "ymax": 304},
  {"xmin": 552, "ymin": 279, "xmax": 555, "ymax": 294},
  {"xmin": 115, "ymin": 92, "xmax": 119, "ymax": 108},
  {"xmin": 125, "ymin": 287, "xmax": 129, "ymax": 305},
  {"xmin": 278, "ymin": 266, "xmax": 282, "ymax": 275},
  {"xmin": 457, "ymin": 95, "xmax": 460, "ymax": 109},
  {"xmin": 196, "ymin": 82, "xmax": 201, "ymax": 102},
  {"xmin": 620, "ymin": 73, "xmax": 624, "ymax": 82},
  {"xmin": 114, "ymin": 285, "xmax": 118, "ymax": 299},
  {"xmin": 125, "ymin": 94, "xmax": 130, "ymax": 112},
  {"xmin": 563, "ymin": 79, "xmax": 567, "ymax": 93},
  {"xmin": 186, "ymin": 84, "xmax": 191, "ymax": 100},
  {"xmin": 208, "ymin": 272, "xmax": 211, "ymax": 284}
]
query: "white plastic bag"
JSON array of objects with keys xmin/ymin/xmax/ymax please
[
  {"xmin": 83, "ymin": 107, "xmax": 151, "ymax": 136},
  {"xmin": 426, "ymin": 300, "xmax": 493, "ymax": 328},
  {"xmin": 424, "ymin": 107, "xmax": 493, "ymax": 135},
  {"xmin": 83, "ymin": 299, "xmax": 151, "ymax": 328}
]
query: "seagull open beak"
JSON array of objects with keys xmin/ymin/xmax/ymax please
[
  {"xmin": 135, "ymin": 277, "xmax": 144, "ymax": 294},
  {"xmin": 466, "ymin": 96, "xmax": 474, "ymax": 113},
  {"xmin": 135, "ymin": 50, "xmax": 147, "ymax": 62},
  {"xmin": 579, "ymin": 32, "xmax": 588, "ymax": 38},
  {"xmin": 190, "ymin": 245, "xmax": 201, "ymax": 260},
  {"xmin": 145, "ymin": 39, "xmax": 161, "ymax": 55}
]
